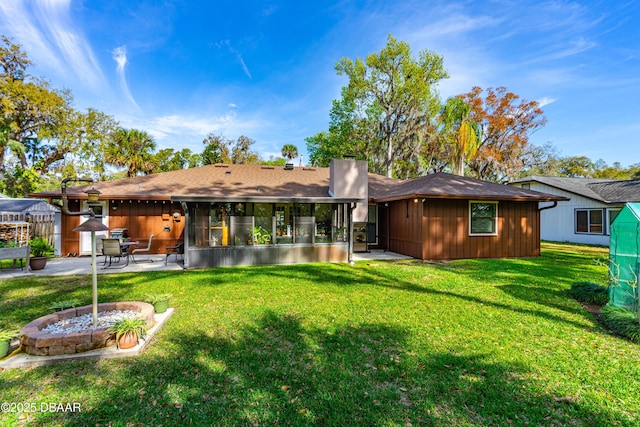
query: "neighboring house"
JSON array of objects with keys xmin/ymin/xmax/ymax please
[
  {"xmin": 510, "ymin": 176, "xmax": 640, "ymax": 246},
  {"xmin": 31, "ymin": 160, "xmax": 564, "ymax": 268}
]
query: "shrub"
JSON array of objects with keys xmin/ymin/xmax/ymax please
[
  {"xmin": 569, "ymin": 281, "xmax": 609, "ymax": 306},
  {"xmin": 600, "ymin": 305, "xmax": 640, "ymax": 343},
  {"xmin": 29, "ymin": 237, "xmax": 54, "ymax": 257},
  {"xmin": 49, "ymin": 300, "xmax": 82, "ymax": 311},
  {"xmin": 0, "ymin": 329, "xmax": 19, "ymax": 341},
  {"xmin": 143, "ymin": 293, "xmax": 172, "ymax": 304}
]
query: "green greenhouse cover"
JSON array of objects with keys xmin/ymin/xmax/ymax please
[{"xmin": 609, "ymin": 203, "xmax": 640, "ymax": 310}]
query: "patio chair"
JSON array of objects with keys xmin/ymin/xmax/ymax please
[
  {"xmin": 165, "ymin": 242, "xmax": 184, "ymax": 265},
  {"xmin": 101, "ymin": 238, "xmax": 129, "ymax": 268},
  {"xmin": 131, "ymin": 234, "xmax": 155, "ymax": 263}
]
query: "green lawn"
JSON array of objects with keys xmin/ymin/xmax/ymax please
[{"xmin": 1, "ymin": 243, "xmax": 639, "ymax": 426}]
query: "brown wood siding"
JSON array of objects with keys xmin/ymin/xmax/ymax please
[
  {"xmin": 387, "ymin": 199, "xmax": 423, "ymax": 258},
  {"xmin": 385, "ymin": 198, "xmax": 540, "ymax": 260},
  {"xmin": 61, "ymin": 199, "xmax": 184, "ymax": 256}
]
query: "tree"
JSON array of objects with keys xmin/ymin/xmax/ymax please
[
  {"xmin": 309, "ymin": 34, "xmax": 448, "ymax": 178},
  {"xmin": 281, "ymin": 144, "xmax": 298, "ymax": 162},
  {"xmin": 231, "ymin": 135, "xmax": 261, "ymax": 164},
  {"xmin": 153, "ymin": 148, "xmax": 200, "ymax": 172},
  {"xmin": 516, "ymin": 142, "xmax": 561, "ymax": 178},
  {"xmin": 437, "ymin": 97, "xmax": 480, "ymax": 175},
  {"xmin": 592, "ymin": 160, "xmax": 633, "ymax": 180},
  {"xmin": 0, "ymin": 35, "xmax": 117, "ymax": 194},
  {"xmin": 201, "ymin": 133, "xmax": 231, "ymax": 165},
  {"xmin": 104, "ymin": 128, "xmax": 157, "ymax": 178},
  {"xmin": 306, "ymin": 95, "xmax": 372, "ymax": 168},
  {"xmin": 461, "ymin": 86, "xmax": 546, "ymax": 182},
  {"xmin": 556, "ymin": 156, "xmax": 596, "ymax": 178}
]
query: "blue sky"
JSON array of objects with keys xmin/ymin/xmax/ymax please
[{"xmin": 1, "ymin": 0, "xmax": 639, "ymax": 168}]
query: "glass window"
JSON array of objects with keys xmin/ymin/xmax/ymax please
[
  {"xmin": 367, "ymin": 204, "xmax": 378, "ymax": 244},
  {"xmin": 332, "ymin": 204, "xmax": 348, "ymax": 242},
  {"xmin": 470, "ymin": 202, "xmax": 498, "ymax": 235},
  {"xmin": 210, "ymin": 203, "xmax": 231, "ymax": 246},
  {"xmin": 575, "ymin": 209, "xmax": 604, "ymax": 235},
  {"xmin": 576, "ymin": 210, "xmax": 588, "ymax": 233},
  {"xmin": 275, "ymin": 204, "xmax": 294, "ymax": 244},
  {"xmin": 253, "ymin": 203, "xmax": 273, "ymax": 244},
  {"xmin": 190, "ymin": 201, "xmax": 350, "ymax": 247},
  {"xmin": 315, "ymin": 204, "xmax": 333, "ymax": 243},
  {"xmin": 192, "ymin": 204, "xmax": 211, "ymax": 247}
]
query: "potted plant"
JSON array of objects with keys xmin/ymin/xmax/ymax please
[
  {"xmin": 108, "ymin": 317, "xmax": 148, "ymax": 349},
  {"xmin": 29, "ymin": 237, "xmax": 54, "ymax": 270},
  {"xmin": 144, "ymin": 293, "xmax": 172, "ymax": 314},
  {"xmin": 0, "ymin": 329, "xmax": 18, "ymax": 358}
]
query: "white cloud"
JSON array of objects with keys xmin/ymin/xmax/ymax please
[
  {"xmin": 537, "ymin": 97, "xmax": 558, "ymax": 108},
  {"xmin": 0, "ymin": 0, "xmax": 104, "ymax": 89},
  {"xmin": 216, "ymin": 39, "xmax": 252, "ymax": 79},
  {"xmin": 117, "ymin": 109, "xmax": 270, "ymax": 152},
  {"xmin": 112, "ymin": 46, "xmax": 139, "ymax": 110}
]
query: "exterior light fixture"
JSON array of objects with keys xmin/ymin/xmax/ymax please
[
  {"xmin": 62, "ymin": 177, "xmax": 109, "ymax": 327},
  {"xmin": 85, "ymin": 187, "xmax": 101, "ymax": 204}
]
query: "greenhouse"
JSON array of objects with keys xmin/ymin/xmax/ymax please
[{"xmin": 609, "ymin": 202, "xmax": 640, "ymax": 311}]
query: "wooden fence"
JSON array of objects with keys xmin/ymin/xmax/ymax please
[{"xmin": 0, "ymin": 213, "xmax": 55, "ymax": 246}]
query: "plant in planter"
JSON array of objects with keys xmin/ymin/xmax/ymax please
[
  {"xmin": 49, "ymin": 300, "xmax": 82, "ymax": 311},
  {"xmin": 253, "ymin": 226, "xmax": 272, "ymax": 245},
  {"xmin": 29, "ymin": 237, "xmax": 54, "ymax": 270},
  {"xmin": 0, "ymin": 329, "xmax": 19, "ymax": 358},
  {"xmin": 108, "ymin": 317, "xmax": 148, "ymax": 349},
  {"xmin": 144, "ymin": 293, "xmax": 172, "ymax": 314}
]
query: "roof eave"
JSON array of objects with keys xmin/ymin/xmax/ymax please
[
  {"xmin": 371, "ymin": 194, "xmax": 569, "ymax": 203},
  {"xmin": 171, "ymin": 195, "xmax": 364, "ymax": 204}
]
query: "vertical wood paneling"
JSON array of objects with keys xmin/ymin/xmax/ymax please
[
  {"xmin": 61, "ymin": 199, "xmax": 185, "ymax": 255},
  {"xmin": 390, "ymin": 198, "xmax": 541, "ymax": 261}
]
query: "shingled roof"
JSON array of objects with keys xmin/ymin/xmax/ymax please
[
  {"xmin": 512, "ymin": 175, "xmax": 640, "ymax": 204},
  {"xmin": 32, "ymin": 164, "xmax": 564, "ymax": 203},
  {"xmin": 34, "ymin": 164, "xmax": 336, "ymax": 201},
  {"xmin": 370, "ymin": 172, "xmax": 565, "ymax": 202}
]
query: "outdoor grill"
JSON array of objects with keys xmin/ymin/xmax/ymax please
[{"xmin": 109, "ymin": 228, "xmax": 128, "ymax": 240}]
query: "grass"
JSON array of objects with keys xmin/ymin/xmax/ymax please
[
  {"xmin": 1, "ymin": 242, "xmax": 639, "ymax": 426},
  {"xmin": 569, "ymin": 281, "xmax": 610, "ymax": 306},
  {"xmin": 600, "ymin": 306, "xmax": 640, "ymax": 343}
]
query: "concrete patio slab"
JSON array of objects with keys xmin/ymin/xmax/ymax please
[{"xmin": 0, "ymin": 250, "xmax": 411, "ymax": 279}]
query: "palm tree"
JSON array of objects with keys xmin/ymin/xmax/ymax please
[
  {"xmin": 105, "ymin": 128, "xmax": 157, "ymax": 177},
  {"xmin": 439, "ymin": 97, "xmax": 480, "ymax": 176},
  {"xmin": 281, "ymin": 144, "xmax": 298, "ymax": 162}
]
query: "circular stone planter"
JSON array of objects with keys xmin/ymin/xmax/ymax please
[{"xmin": 19, "ymin": 302, "xmax": 155, "ymax": 356}]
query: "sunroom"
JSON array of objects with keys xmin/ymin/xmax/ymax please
[{"xmin": 176, "ymin": 197, "xmax": 360, "ymax": 268}]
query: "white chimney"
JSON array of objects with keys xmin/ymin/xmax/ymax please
[{"xmin": 329, "ymin": 158, "xmax": 368, "ymax": 222}]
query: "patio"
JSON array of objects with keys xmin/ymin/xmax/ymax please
[{"xmin": 0, "ymin": 250, "xmax": 411, "ymax": 278}]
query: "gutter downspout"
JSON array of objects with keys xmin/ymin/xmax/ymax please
[
  {"xmin": 348, "ymin": 203, "xmax": 355, "ymax": 265},
  {"xmin": 538, "ymin": 201, "xmax": 558, "ymax": 212}
]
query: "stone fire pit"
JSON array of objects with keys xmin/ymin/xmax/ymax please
[{"xmin": 19, "ymin": 302, "xmax": 155, "ymax": 356}]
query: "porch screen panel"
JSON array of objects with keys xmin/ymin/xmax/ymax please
[
  {"xmin": 191, "ymin": 205, "xmax": 210, "ymax": 247},
  {"xmin": 254, "ymin": 203, "xmax": 273, "ymax": 244},
  {"xmin": 315, "ymin": 204, "xmax": 332, "ymax": 243},
  {"xmin": 210, "ymin": 203, "xmax": 231, "ymax": 246}
]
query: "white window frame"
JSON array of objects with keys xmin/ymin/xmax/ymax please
[
  {"xmin": 469, "ymin": 201, "xmax": 498, "ymax": 236},
  {"xmin": 575, "ymin": 208, "xmax": 605, "ymax": 235}
]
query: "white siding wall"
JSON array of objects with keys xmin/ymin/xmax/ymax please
[{"xmin": 521, "ymin": 183, "xmax": 618, "ymax": 246}]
